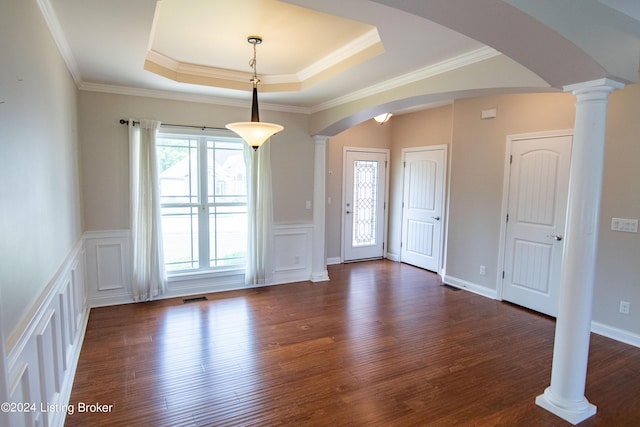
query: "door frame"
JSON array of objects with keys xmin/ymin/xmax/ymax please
[
  {"xmin": 399, "ymin": 144, "xmax": 448, "ymax": 274},
  {"xmin": 496, "ymin": 129, "xmax": 573, "ymax": 300},
  {"xmin": 341, "ymin": 147, "xmax": 390, "ymax": 263}
]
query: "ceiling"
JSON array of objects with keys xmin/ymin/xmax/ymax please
[{"xmin": 44, "ymin": 0, "xmax": 640, "ymax": 124}]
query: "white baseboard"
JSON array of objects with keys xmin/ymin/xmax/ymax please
[
  {"xmin": 591, "ymin": 321, "xmax": 640, "ymax": 348},
  {"xmin": 326, "ymin": 257, "xmax": 341, "ymax": 265},
  {"xmin": 443, "ymin": 274, "xmax": 498, "ymax": 300},
  {"xmin": 385, "ymin": 252, "xmax": 400, "ymax": 262},
  {"xmin": 310, "ymin": 271, "xmax": 330, "ymax": 282},
  {"xmin": 444, "ymin": 275, "xmax": 640, "ymax": 349}
]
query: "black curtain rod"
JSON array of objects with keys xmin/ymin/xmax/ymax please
[{"xmin": 119, "ymin": 119, "xmax": 230, "ymax": 131}]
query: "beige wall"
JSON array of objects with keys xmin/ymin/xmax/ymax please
[
  {"xmin": 446, "ymin": 87, "xmax": 640, "ymax": 335},
  {"xmin": 78, "ymin": 91, "xmax": 314, "ymax": 231},
  {"xmin": 332, "ymin": 87, "xmax": 639, "ymax": 337},
  {"xmin": 594, "ymin": 80, "xmax": 640, "ymax": 334},
  {"xmin": 447, "ymin": 92, "xmax": 576, "ymax": 289},
  {"xmin": 388, "ymin": 105, "xmax": 454, "ymax": 258},
  {"xmin": 0, "ymin": 0, "xmax": 82, "ymax": 344}
]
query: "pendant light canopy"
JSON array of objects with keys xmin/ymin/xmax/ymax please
[{"xmin": 226, "ymin": 36, "xmax": 284, "ymax": 150}]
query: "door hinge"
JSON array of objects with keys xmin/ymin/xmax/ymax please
[
  {"xmin": 506, "ymin": 213, "xmax": 509, "ymax": 223},
  {"xmin": 403, "ymin": 161, "xmax": 406, "ymax": 168},
  {"xmin": 502, "ymin": 271, "xmax": 505, "ymax": 279},
  {"xmin": 510, "ymin": 155, "xmax": 513, "ymax": 164}
]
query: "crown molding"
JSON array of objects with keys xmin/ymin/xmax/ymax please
[
  {"xmin": 36, "ymin": 0, "xmax": 82, "ymax": 85},
  {"xmin": 78, "ymin": 82, "xmax": 310, "ymax": 114},
  {"xmin": 144, "ymin": 28, "xmax": 383, "ymax": 93},
  {"xmin": 78, "ymin": 47, "xmax": 499, "ymax": 116},
  {"xmin": 311, "ymin": 46, "xmax": 501, "ymax": 113},
  {"xmin": 146, "ymin": 50, "xmax": 252, "ymax": 83},
  {"xmin": 297, "ymin": 28, "xmax": 382, "ymax": 81}
]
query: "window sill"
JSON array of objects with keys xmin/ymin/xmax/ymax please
[{"xmin": 167, "ymin": 266, "xmax": 245, "ymax": 283}]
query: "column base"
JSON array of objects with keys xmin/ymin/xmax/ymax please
[
  {"xmin": 310, "ymin": 271, "xmax": 330, "ymax": 282},
  {"xmin": 536, "ymin": 387, "xmax": 596, "ymax": 425}
]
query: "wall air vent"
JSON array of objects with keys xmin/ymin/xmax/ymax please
[{"xmin": 182, "ymin": 296, "xmax": 208, "ymax": 303}]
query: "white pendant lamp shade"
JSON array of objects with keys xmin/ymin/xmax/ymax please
[{"xmin": 225, "ymin": 121, "xmax": 283, "ymax": 149}]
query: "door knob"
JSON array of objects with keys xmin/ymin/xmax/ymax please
[
  {"xmin": 548, "ymin": 234, "xmax": 563, "ymax": 241},
  {"xmin": 346, "ymin": 210, "xmax": 352, "ymax": 214},
  {"xmin": 432, "ymin": 216, "xmax": 440, "ymax": 221}
]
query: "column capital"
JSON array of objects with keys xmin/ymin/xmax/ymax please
[
  {"xmin": 312, "ymin": 135, "xmax": 330, "ymax": 145},
  {"xmin": 563, "ymin": 78, "xmax": 625, "ymax": 96}
]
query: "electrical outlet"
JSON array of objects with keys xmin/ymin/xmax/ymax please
[
  {"xmin": 620, "ymin": 300, "xmax": 630, "ymax": 315},
  {"xmin": 479, "ymin": 265, "xmax": 486, "ymax": 276}
]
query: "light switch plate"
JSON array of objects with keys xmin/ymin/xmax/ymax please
[{"xmin": 611, "ymin": 218, "xmax": 638, "ymax": 233}]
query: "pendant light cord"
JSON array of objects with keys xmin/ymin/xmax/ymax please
[{"xmin": 249, "ymin": 37, "xmax": 260, "ymax": 88}]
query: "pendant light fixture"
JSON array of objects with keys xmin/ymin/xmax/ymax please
[{"xmin": 226, "ymin": 36, "xmax": 284, "ymax": 150}]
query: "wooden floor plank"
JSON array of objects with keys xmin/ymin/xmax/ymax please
[{"xmin": 66, "ymin": 260, "xmax": 640, "ymax": 426}]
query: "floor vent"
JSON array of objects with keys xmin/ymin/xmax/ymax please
[
  {"xmin": 183, "ymin": 296, "xmax": 208, "ymax": 303},
  {"xmin": 442, "ymin": 284, "xmax": 461, "ymax": 291}
]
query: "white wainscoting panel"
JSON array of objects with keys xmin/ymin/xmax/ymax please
[
  {"xmin": 4, "ymin": 240, "xmax": 89, "ymax": 427},
  {"xmin": 85, "ymin": 226, "xmax": 315, "ymax": 303},
  {"xmin": 272, "ymin": 223, "xmax": 313, "ymax": 285},
  {"xmin": 84, "ymin": 230, "xmax": 132, "ymax": 307}
]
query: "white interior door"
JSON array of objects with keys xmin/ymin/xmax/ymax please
[
  {"xmin": 502, "ymin": 134, "xmax": 572, "ymax": 317},
  {"xmin": 343, "ymin": 149, "xmax": 388, "ymax": 261},
  {"xmin": 400, "ymin": 147, "xmax": 446, "ymax": 272}
]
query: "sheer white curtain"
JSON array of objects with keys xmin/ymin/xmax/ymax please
[
  {"xmin": 129, "ymin": 119, "xmax": 167, "ymax": 301},
  {"xmin": 243, "ymin": 141, "xmax": 274, "ymax": 285}
]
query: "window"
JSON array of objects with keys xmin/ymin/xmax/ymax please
[{"xmin": 157, "ymin": 131, "xmax": 247, "ymax": 273}]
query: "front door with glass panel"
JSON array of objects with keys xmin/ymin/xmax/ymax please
[{"xmin": 343, "ymin": 149, "xmax": 388, "ymax": 261}]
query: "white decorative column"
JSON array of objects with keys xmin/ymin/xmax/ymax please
[
  {"xmin": 311, "ymin": 135, "xmax": 330, "ymax": 282},
  {"xmin": 536, "ymin": 78, "xmax": 623, "ymax": 424}
]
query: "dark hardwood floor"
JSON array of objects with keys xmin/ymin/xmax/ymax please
[{"xmin": 66, "ymin": 261, "xmax": 640, "ymax": 426}]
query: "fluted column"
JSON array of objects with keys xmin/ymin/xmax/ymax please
[
  {"xmin": 311, "ymin": 135, "xmax": 330, "ymax": 282},
  {"xmin": 536, "ymin": 78, "xmax": 623, "ymax": 424}
]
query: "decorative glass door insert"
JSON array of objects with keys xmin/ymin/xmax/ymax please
[
  {"xmin": 343, "ymin": 149, "xmax": 388, "ymax": 261},
  {"xmin": 352, "ymin": 160, "xmax": 379, "ymax": 247}
]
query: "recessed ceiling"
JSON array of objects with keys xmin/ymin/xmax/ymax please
[
  {"xmin": 145, "ymin": 0, "xmax": 384, "ymax": 92},
  {"xmin": 43, "ymin": 0, "xmax": 640, "ymax": 120},
  {"xmin": 46, "ymin": 0, "xmax": 489, "ymax": 110}
]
